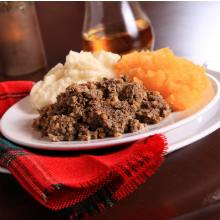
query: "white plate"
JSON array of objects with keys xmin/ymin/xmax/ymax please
[
  {"xmin": 1, "ymin": 73, "xmax": 219, "ymax": 151},
  {"xmin": 166, "ymin": 69, "xmax": 220, "ymax": 154},
  {"xmin": 1, "ymin": 70, "xmax": 220, "ymax": 174}
]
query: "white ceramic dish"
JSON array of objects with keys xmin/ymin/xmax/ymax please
[
  {"xmin": 166, "ymin": 69, "xmax": 220, "ymax": 154},
  {"xmin": 1, "ymin": 83, "xmax": 220, "ymax": 175},
  {"xmin": 0, "ymin": 73, "xmax": 219, "ymax": 151},
  {"xmin": 1, "ymin": 70, "xmax": 220, "ymax": 174}
]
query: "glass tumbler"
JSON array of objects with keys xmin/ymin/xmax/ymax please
[
  {"xmin": 82, "ymin": 1, "xmax": 154, "ymax": 56},
  {"xmin": 0, "ymin": 1, "xmax": 47, "ymax": 76}
]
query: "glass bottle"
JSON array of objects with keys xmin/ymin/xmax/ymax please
[{"xmin": 82, "ymin": 1, "xmax": 155, "ymax": 56}]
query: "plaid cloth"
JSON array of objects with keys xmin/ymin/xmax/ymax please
[{"xmin": 0, "ymin": 81, "xmax": 167, "ymax": 220}]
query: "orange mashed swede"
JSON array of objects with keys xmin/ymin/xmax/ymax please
[{"xmin": 114, "ymin": 47, "xmax": 210, "ymax": 111}]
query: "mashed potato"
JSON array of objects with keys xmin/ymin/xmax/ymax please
[{"xmin": 30, "ymin": 50, "xmax": 121, "ymax": 109}]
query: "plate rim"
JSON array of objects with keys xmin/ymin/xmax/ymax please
[{"xmin": 1, "ymin": 73, "xmax": 220, "ymax": 150}]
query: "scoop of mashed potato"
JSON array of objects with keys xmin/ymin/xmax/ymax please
[{"xmin": 30, "ymin": 50, "xmax": 121, "ymax": 109}]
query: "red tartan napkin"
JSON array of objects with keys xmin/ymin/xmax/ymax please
[{"xmin": 0, "ymin": 81, "xmax": 167, "ymax": 220}]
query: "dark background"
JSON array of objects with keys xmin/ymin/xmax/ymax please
[{"xmin": 1, "ymin": 1, "xmax": 220, "ymax": 80}]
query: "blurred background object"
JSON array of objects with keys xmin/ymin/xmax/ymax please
[
  {"xmin": 82, "ymin": 1, "xmax": 154, "ymax": 56},
  {"xmin": 0, "ymin": 1, "xmax": 47, "ymax": 76},
  {"xmin": 0, "ymin": 1, "xmax": 220, "ymax": 80}
]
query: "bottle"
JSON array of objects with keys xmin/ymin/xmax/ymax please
[
  {"xmin": 0, "ymin": 1, "xmax": 47, "ymax": 76},
  {"xmin": 82, "ymin": 1, "xmax": 154, "ymax": 56}
]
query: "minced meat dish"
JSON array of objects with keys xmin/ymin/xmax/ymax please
[{"xmin": 31, "ymin": 76, "xmax": 173, "ymax": 142}]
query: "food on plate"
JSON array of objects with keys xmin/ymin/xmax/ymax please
[
  {"xmin": 114, "ymin": 47, "xmax": 210, "ymax": 111},
  {"xmin": 30, "ymin": 47, "xmax": 211, "ymax": 142},
  {"xmin": 31, "ymin": 76, "xmax": 173, "ymax": 142},
  {"xmin": 30, "ymin": 50, "xmax": 120, "ymax": 109}
]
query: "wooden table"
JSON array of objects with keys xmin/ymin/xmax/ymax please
[{"xmin": 1, "ymin": 2, "xmax": 220, "ymax": 220}]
